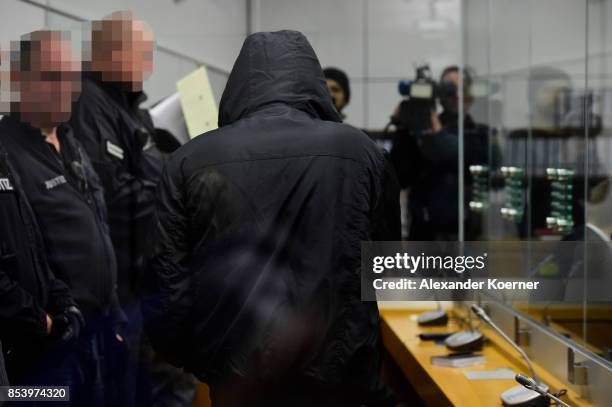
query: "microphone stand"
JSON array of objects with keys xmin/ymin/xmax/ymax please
[{"xmin": 471, "ymin": 304, "xmax": 549, "ymax": 407}]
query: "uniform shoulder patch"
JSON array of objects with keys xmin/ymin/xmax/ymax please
[
  {"xmin": 106, "ymin": 140, "xmax": 125, "ymax": 160},
  {"xmin": 0, "ymin": 177, "xmax": 14, "ymax": 191},
  {"xmin": 44, "ymin": 175, "xmax": 67, "ymax": 190}
]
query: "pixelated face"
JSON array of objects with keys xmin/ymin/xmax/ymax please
[
  {"xmin": 17, "ymin": 36, "xmax": 81, "ymax": 128},
  {"xmin": 92, "ymin": 19, "xmax": 154, "ymax": 91},
  {"xmin": 326, "ymin": 79, "xmax": 346, "ymax": 112},
  {"xmin": 0, "ymin": 48, "xmax": 8, "ymax": 114}
]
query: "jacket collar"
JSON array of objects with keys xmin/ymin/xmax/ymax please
[{"xmin": 84, "ymin": 72, "xmax": 148, "ymax": 112}]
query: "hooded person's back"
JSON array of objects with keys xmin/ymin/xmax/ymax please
[{"xmin": 144, "ymin": 30, "xmax": 399, "ymax": 407}]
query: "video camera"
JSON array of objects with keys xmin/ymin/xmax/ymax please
[{"xmin": 392, "ymin": 64, "xmax": 456, "ymax": 132}]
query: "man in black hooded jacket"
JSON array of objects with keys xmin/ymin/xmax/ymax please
[{"xmin": 144, "ymin": 30, "xmax": 400, "ymax": 407}]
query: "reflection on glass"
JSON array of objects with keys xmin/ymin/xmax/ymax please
[
  {"xmin": 462, "ymin": 0, "xmax": 612, "ymax": 361},
  {"xmin": 586, "ymin": 0, "xmax": 612, "ymax": 361}
]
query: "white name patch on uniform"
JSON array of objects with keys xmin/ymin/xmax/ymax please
[
  {"xmin": 0, "ymin": 178, "xmax": 14, "ymax": 191},
  {"xmin": 106, "ymin": 140, "xmax": 125, "ymax": 160},
  {"xmin": 45, "ymin": 175, "xmax": 67, "ymax": 190}
]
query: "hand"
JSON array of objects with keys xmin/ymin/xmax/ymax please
[
  {"xmin": 431, "ymin": 111, "xmax": 443, "ymax": 133},
  {"xmin": 52, "ymin": 306, "xmax": 85, "ymax": 343},
  {"xmin": 46, "ymin": 314, "xmax": 53, "ymax": 335},
  {"xmin": 116, "ymin": 334, "xmax": 124, "ymax": 342}
]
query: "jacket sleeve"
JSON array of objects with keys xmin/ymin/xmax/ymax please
[
  {"xmin": 0, "ymin": 339, "xmax": 8, "ymax": 386},
  {"xmin": 142, "ymin": 161, "xmax": 192, "ymax": 366},
  {"xmin": 419, "ymin": 127, "xmax": 493, "ymax": 170},
  {"xmin": 0, "ymin": 264, "xmax": 47, "ymax": 339},
  {"xmin": 371, "ymin": 154, "xmax": 402, "ymax": 241},
  {"xmin": 79, "ymin": 142, "xmax": 128, "ymax": 327},
  {"xmin": 46, "ymin": 273, "xmax": 75, "ymax": 315},
  {"xmin": 71, "ymin": 97, "xmax": 158, "ymax": 232},
  {"xmin": 418, "ymin": 130, "xmax": 459, "ymax": 166},
  {"xmin": 26, "ymin": 199, "xmax": 76, "ymax": 316},
  {"xmin": 365, "ymin": 155, "xmax": 401, "ymax": 406},
  {"xmin": 389, "ymin": 129, "xmax": 423, "ymax": 189}
]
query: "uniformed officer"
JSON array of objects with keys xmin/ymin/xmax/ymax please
[{"xmin": 0, "ymin": 30, "xmax": 125, "ymax": 406}]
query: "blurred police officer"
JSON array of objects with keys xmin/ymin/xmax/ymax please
[
  {"xmin": 0, "ymin": 30, "xmax": 125, "ymax": 406},
  {"xmin": 70, "ymin": 11, "xmax": 189, "ymax": 407}
]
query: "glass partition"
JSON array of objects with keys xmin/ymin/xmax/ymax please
[
  {"xmin": 462, "ymin": 0, "xmax": 612, "ymax": 363},
  {"xmin": 585, "ymin": 0, "xmax": 612, "ymax": 360}
]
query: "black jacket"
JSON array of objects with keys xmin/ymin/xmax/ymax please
[
  {"xmin": 144, "ymin": 31, "xmax": 400, "ymax": 405},
  {"xmin": 0, "ymin": 117, "xmax": 123, "ymax": 324},
  {"xmin": 70, "ymin": 76, "xmax": 164, "ymax": 304},
  {"xmin": 0, "ymin": 338, "xmax": 7, "ymax": 386},
  {"xmin": 0, "ymin": 140, "xmax": 74, "ymax": 347}
]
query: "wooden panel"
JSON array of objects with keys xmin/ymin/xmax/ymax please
[
  {"xmin": 193, "ymin": 382, "xmax": 211, "ymax": 407},
  {"xmin": 380, "ymin": 307, "xmax": 594, "ymax": 407}
]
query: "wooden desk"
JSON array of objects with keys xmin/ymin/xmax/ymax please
[{"xmin": 380, "ymin": 307, "xmax": 594, "ymax": 407}]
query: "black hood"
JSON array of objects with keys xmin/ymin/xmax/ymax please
[{"xmin": 219, "ymin": 30, "xmax": 341, "ymax": 127}]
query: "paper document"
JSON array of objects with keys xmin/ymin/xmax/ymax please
[
  {"xmin": 177, "ymin": 66, "xmax": 218, "ymax": 138},
  {"xmin": 150, "ymin": 92, "xmax": 190, "ymax": 145},
  {"xmin": 464, "ymin": 368, "xmax": 515, "ymax": 380}
]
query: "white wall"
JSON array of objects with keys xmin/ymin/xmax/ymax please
[
  {"xmin": 252, "ymin": 0, "xmax": 462, "ymax": 129},
  {"xmin": 1, "ymin": 0, "xmax": 463, "ymax": 128},
  {"xmin": 0, "ymin": 1, "xmax": 46, "ymax": 42},
  {"xmin": 3, "ymin": 0, "xmax": 609, "ymax": 129},
  {"xmin": 464, "ymin": 0, "xmax": 612, "ymax": 129},
  {"xmin": 0, "ymin": 0, "xmax": 247, "ymax": 105},
  {"xmin": 46, "ymin": 0, "xmax": 246, "ymax": 72}
]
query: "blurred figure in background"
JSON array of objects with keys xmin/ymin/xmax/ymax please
[
  {"xmin": 70, "ymin": 11, "xmax": 191, "ymax": 407},
  {"xmin": 0, "ymin": 30, "xmax": 124, "ymax": 406},
  {"xmin": 145, "ymin": 30, "xmax": 400, "ymax": 407},
  {"xmin": 390, "ymin": 66, "xmax": 495, "ymax": 240},
  {"xmin": 324, "ymin": 67, "xmax": 351, "ymax": 118}
]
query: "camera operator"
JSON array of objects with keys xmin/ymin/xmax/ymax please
[{"xmin": 390, "ymin": 66, "xmax": 496, "ymax": 240}]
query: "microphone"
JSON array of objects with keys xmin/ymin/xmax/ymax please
[
  {"xmin": 444, "ymin": 303, "xmax": 483, "ymax": 352},
  {"xmin": 515, "ymin": 374, "xmax": 571, "ymax": 407},
  {"xmin": 470, "ymin": 304, "xmax": 548, "ymax": 407},
  {"xmin": 417, "ymin": 299, "xmax": 448, "ymax": 326},
  {"xmin": 515, "ymin": 373, "xmax": 541, "ymax": 390}
]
